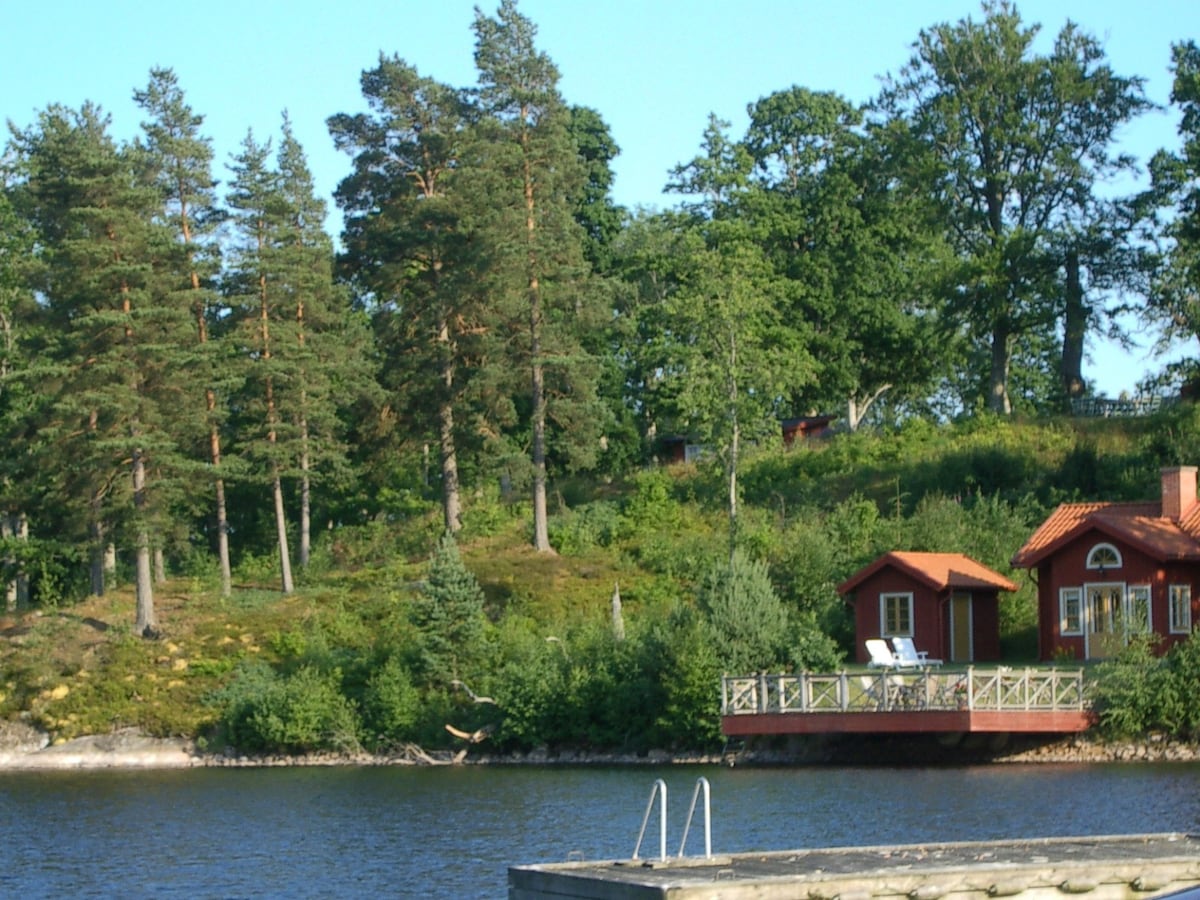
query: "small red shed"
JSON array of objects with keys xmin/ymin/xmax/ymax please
[
  {"xmin": 781, "ymin": 415, "xmax": 836, "ymax": 446},
  {"xmin": 1011, "ymin": 465, "xmax": 1200, "ymax": 662},
  {"xmin": 838, "ymin": 551, "xmax": 1017, "ymax": 664}
]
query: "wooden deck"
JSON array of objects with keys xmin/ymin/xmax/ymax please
[{"xmin": 721, "ymin": 667, "xmax": 1096, "ymax": 736}]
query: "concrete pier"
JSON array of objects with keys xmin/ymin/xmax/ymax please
[{"xmin": 509, "ymin": 832, "xmax": 1200, "ymax": 900}]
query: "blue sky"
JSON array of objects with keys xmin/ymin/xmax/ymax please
[{"xmin": 3, "ymin": 0, "xmax": 1195, "ymax": 396}]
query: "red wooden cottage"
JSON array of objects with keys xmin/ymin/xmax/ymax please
[
  {"xmin": 838, "ymin": 551, "xmax": 1017, "ymax": 665},
  {"xmin": 1011, "ymin": 465, "xmax": 1200, "ymax": 662}
]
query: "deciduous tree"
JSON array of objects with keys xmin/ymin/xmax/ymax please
[{"xmin": 879, "ymin": 1, "xmax": 1149, "ymax": 413}]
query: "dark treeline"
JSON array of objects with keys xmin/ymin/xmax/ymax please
[{"xmin": 0, "ymin": 0, "xmax": 1199, "ymax": 632}]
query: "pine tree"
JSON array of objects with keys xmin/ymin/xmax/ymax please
[
  {"xmin": 225, "ymin": 130, "xmax": 296, "ymax": 593},
  {"xmin": 470, "ymin": 0, "xmax": 600, "ymax": 552},
  {"xmin": 329, "ymin": 56, "xmax": 476, "ymax": 535},
  {"xmin": 410, "ymin": 532, "xmax": 487, "ymax": 686},
  {"xmin": 275, "ymin": 116, "xmax": 371, "ymax": 568},
  {"xmin": 225, "ymin": 118, "xmax": 367, "ymax": 590},
  {"xmin": 134, "ymin": 67, "xmax": 235, "ymax": 596},
  {"xmin": 10, "ymin": 103, "xmax": 191, "ymax": 632}
]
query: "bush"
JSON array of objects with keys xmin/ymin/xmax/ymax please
[
  {"xmin": 1091, "ymin": 636, "xmax": 1172, "ymax": 738},
  {"xmin": 361, "ymin": 656, "xmax": 421, "ymax": 749},
  {"xmin": 548, "ymin": 501, "xmax": 622, "ymax": 555},
  {"xmin": 215, "ymin": 661, "xmax": 360, "ymax": 754},
  {"xmin": 698, "ymin": 550, "xmax": 790, "ymax": 673},
  {"xmin": 652, "ymin": 607, "xmax": 724, "ymax": 750}
]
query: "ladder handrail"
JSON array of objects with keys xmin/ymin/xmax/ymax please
[
  {"xmin": 632, "ymin": 778, "xmax": 667, "ymax": 861},
  {"xmin": 678, "ymin": 776, "xmax": 712, "ymax": 859}
]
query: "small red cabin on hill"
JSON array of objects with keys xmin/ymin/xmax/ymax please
[
  {"xmin": 1011, "ymin": 466, "xmax": 1200, "ymax": 661},
  {"xmin": 838, "ymin": 551, "xmax": 1016, "ymax": 664}
]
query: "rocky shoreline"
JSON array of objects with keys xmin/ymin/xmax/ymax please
[{"xmin": 1, "ymin": 720, "xmax": 1198, "ymax": 770}]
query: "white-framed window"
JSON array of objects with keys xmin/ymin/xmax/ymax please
[
  {"xmin": 1086, "ymin": 543, "xmax": 1122, "ymax": 570},
  {"xmin": 1060, "ymin": 587, "xmax": 1083, "ymax": 636},
  {"xmin": 1169, "ymin": 584, "xmax": 1192, "ymax": 634},
  {"xmin": 1125, "ymin": 585, "xmax": 1152, "ymax": 634},
  {"xmin": 880, "ymin": 592, "xmax": 914, "ymax": 638}
]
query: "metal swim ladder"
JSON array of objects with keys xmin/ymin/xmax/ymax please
[{"xmin": 631, "ymin": 777, "xmax": 712, "ymax": 861}]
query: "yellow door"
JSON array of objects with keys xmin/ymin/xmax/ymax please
[
  {"xmin": 1086, "ymin": 583, "xmax": 1125, "ymax": 659},
  {"xmin": 950, "ymin": 592, "xmax": 972, "ymax": 662}
]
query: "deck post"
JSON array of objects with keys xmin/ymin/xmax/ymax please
[
  {"xmin": 759, "ymin": 673, "xmax": 769, "ymax": 713},
  {"xmin": 966, "ymin": 666, "xmax": 974, "ymax": 711}
]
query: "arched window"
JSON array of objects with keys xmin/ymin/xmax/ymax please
[{"xmin": 1086, "ymin": 543, "xmax": 1122, "ymax": 570}]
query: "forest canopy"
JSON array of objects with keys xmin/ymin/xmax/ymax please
[{"xmin": 0, "ymin": 0, "xmax": 1197, "ymax": 619}]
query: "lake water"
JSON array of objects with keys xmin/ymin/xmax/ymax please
[{"xmin": 2, "ymin": 762, "xmax": 1199, "ymax": 898}]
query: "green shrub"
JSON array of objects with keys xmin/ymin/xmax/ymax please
[
  {"xmin": 548, "ymin": 500, "xmax": 622, "ymax": 555},
  {"xmin": 361, "ymin": 656, "xmax": 421, "ymax": 748},
  {"xmin": 698, "ymin": 550, "xmax": 790, "ymax": 673},
  {"xmin": 1091, "ymin": 636, "xmax": 1172, "ymax": 738},
  {"xmin": 215, "ymin": 661, "xmax": 360, "ymax": 754},
  {"xmin": 652, "ymin": 607, "xmax": 723, "ymax": 750},
  {"xmin": 618, "ymin": 470, "xmax": 684, "ymax": 541}
]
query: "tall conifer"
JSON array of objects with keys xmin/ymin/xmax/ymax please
[
  {"xmin": 135, "ymin": 67, "xmax": 235, "ymax": 596},
  {"xmin": 470, "ymin": 0, "xmax": 600, "ymax": 552}
]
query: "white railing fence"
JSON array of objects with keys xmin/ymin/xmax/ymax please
[{"xmin": 721, "ymin": 667, "xmax": 1088, "ymax": 716}]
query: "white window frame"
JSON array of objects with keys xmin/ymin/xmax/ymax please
[
  {"xmin": 880, "ymin": 592, "xmax": 914, "ymax": 638},
  {"xmin": 1059, "ymin": 586, "xmax": 1083, "ymax": 636},
  {"xmin": 1169, "ymin": 584, "xmax": 1192, "ymax": 634},
  {"xmin": 1125, "ymin": 584, "xmax": 1152, "ymax": 635},
  {"xmin": 1086, "ymin": 543, "xmax": 1122, "ymax": 570}
]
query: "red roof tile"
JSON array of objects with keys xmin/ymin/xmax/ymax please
[
  {"xmin": 838, "ymin": 551, "xmax": 1017, "ymax": 595},
  {"xmin": 1011, "ymin": 498, "xmax": 1200, "ymax": 568}
]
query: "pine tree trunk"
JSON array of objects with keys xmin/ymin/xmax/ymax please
[
  {"xmin": 89, "ymin": 513, "xmax": 105, "ymax": 597},
  {"xmin": 104, "ymin": 543, "xmax": 116, "ymax": 575},
  {"xmin": 15, "ymin": 512, "xmax": 28, "ymax": 608},
  {"xmin": 299, "ymin": 411, "xmax": 311, "ymax": 569},
  {"xmin": 154, "ymin": 547, "xmax": 166, "ymax": 584},
  {"xmin": 525, "ymin": 149, "xmax": 552, "ymax": 554},
  {"xmin": 273, "ymin": 467, "xmax": 295, "ymax": 594},
  {"xmin": 3, "ymin": 514, "xmax": 15, "ymax": 612},
  {"xmin": 132, "ymin": 448, "xmax": 156, "ymax": 635},
  {"xmin": 531, "ymin": 348, "xmax": 551, "ymax": 552},
  {"xmin": 300, "ymin": 467, "xmax": 311, "ymax": 569},
  {"xmin": 215, "ymin": 472, "xmax": 231, "ymax": 597},
  {"xmin": 438, "ymin": 317, "xmax": 462, "ymax": 533},
  {"xmin": 727, "ymin": 332, "xmax": 739, "ymax": 564},
  {"xmin": 439, "ymin": 399, "xmax": 462, "ymax": 534}
]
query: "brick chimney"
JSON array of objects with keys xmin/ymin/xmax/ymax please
[{"xmin": 1161, "ymin": 466, "xmax": 1199, "ymax": 521}]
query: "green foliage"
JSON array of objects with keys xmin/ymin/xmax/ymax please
[
  {"xmin": 698, "ymin": 550, "xmax": 790, "ymax": 673},
  {"xmin": 1092, "ymin": 636, "xmax": 1173, "ymax": 738},
  {"xmin": 490, "ymin": 618, "xmax": 569, "ymax": 751},
  {"xmin": 617, "ymin": 469, "xmax": 685, "ymax": 540},
  {"xmin": 459, "ymin": 484, "xmax": 523, "ymax": 541},
  {"xmin": 214, "ymin": 660, "xmax": 360, "ymax": 754},
  {"xmin": 1094, "ymin": 632, "xmax": 1200, "ymax": 741},
  {"xmin": 1161, "ymin": 636, "xmax": 1200, "ymax": 740},
  {"xmin": 651, "ymin": 607, "xmax": 724, "ymax": 749},
  {"xmin": 408, "ymin": 534, "xmax": 487, "ymax": 686},
  {"xmin": 361, "ymin": 656, "xmax": 422, "ymax": 749},
  {"xmin": 548, "ymin": 500, "xmax": 622, "ymax": 555}
]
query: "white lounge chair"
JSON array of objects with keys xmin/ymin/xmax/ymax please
[
  {"xmin": 892, "ymin": 636, "xmax": 943, "ymax": 667},
  {"xmin": 866, "ymin": 638, "xmax": 908, "ymax": 669}
]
